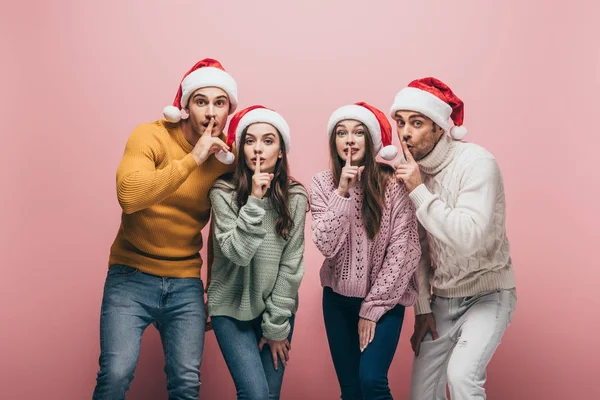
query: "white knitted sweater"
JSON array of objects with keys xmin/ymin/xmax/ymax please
[{"xmin": 409, "ymin": 134, "xmax": 516, "ymax": 314}]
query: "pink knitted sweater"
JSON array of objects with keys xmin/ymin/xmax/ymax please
[{"xmin": 310, "ymin": 170, "xmax": 421, "ymax": 322}]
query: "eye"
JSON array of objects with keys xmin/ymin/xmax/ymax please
[
  {"xmin": 245, "ymin": 138, "xmax": 255, "ymax": 145},
  {"xmin": 355, "ymin": 130, "xmax": 365, "ymax": 136},
  {"xmin": 336, "ymin": 130, "xmax": 347, "ymax": 137},
  {"xmin": 196, "ymin": 100, "xmax": 206, "ymax": 106},
  {"xmin": 264, "ymin": 138, "xmax": 273, "ymax": 145},
  {"xmin": 215, "ymin": 100, "xmax": 225, "ymax": 107},
  {"xmin": 397, "ymin": 120, "xmax": 405, "ymax": 127},
  {"xmin": 414, "ymin": 120, "xmax": 423, "ymax": 127}
]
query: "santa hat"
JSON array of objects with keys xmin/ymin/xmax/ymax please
[
  {"xmin": 327, "ymin": 102, "xmax": 398, "ymax": 160},
  {"xmin": 163, "ymin": 58, "xmax": 238, "ymax": 123},
  {"xmin": 389, "ymin": 77, "xmax": 467, "ymax": 140},
  {"xmin": 226, "ymin": 105, "xmax": 291, "ymax": 153}
]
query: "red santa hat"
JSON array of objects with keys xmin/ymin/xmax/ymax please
[
  {"xmin": 226, "ymin": 105, "xmax": 291, "ymax": 153},
  {"xmin": 163, "ymin": 58, "xmax": 238, "ymax": 123},
  {"xmin": 327, "ymin": 102, "xmax": 398, "ymax": 160},
  {"xmin": 389, "ymin": 77, "xmax": 467, "ymax": 140}
]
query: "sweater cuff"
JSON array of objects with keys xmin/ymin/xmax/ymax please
[
  {"xmin": 409, "ymin": 184, "xmax": 434, "ymax": 210},
  {"xmin": 176, "ymin": 153, "xmax": 199, "ymax": 177},
  {"xmin": 359, "ymin": 302, "xmax": 387, "ymax": 323},
  {"xmin": 246, "ymin": 195, "xmax": 268, "ymax": 210},
  {"xmin": 414, "ymin": 296, "xmax": 432, "ymax": 315},
  {"xmin": 262, "ymin": 322, "xmax": 291, "ymax": 342},
  {"xmin": 328, "ymin": 191, "xmax": 352, "ymax": 214}
]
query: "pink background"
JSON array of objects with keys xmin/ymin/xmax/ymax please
[{"xmin": 1, "ymin": 0, "xmax": 598, "ymax": 399}]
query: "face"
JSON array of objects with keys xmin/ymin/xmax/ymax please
[
  {"xmin": 184, "ymin": 87, "xmax": 230, "ymax": 139},
  {"xmin": 334, "ymin": 120, "xmax": 367, "ymax": 165},
  {"xmin": 243, "ymin": 123, "xmax": 283, "ymax": 173},
  {"xmin": 393, "ymin": 111, "xmax": 444, "ymax": 161}
]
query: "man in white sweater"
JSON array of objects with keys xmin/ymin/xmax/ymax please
[{"xmin": 389, "ymin": 77, "xmax": 517, "ymax": 400}]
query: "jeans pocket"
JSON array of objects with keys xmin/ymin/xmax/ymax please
[{"xmin": 107, "ymin": 264, "xmax": 139, "ymax": 277}]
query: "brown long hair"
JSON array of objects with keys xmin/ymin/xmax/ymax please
[
  {"xmin": 223, "ymin": 126, "xmax": 304, "ymax": 240},
  {"xmin": 329, "ymin": 124, "xmax": 394, "ymax": 239}
]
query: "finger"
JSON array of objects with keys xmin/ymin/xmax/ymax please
[
  {"xmin": 400, "ymin": 139, "xmax": 415, "ymax": 163},
  {"xmin": 254, "ymin": 157, "xmax": 261, "ymax": 174},
  {"xmin": 282, "ymin": 345, "xmax": 290, "ymax": 361},
  {"xmin": 414, "ymin": 332, "xmax": 425, "ymax": 357},
  {"xmin": 345, "ymin": 145, "xmax": 352, "ymax": 167},
  {"xmin": 357, "ymin": 166, "xmax": 365, "ymax": 181},
  {"xmin": 202, "ymin": 117, "xmax": 215, "ymax": 136},
  {"xmin": 258, "ymin": 338, "xmax": 266, "ymax": 352},
  {"xmin": 278, "ymin": 347, "xmax": 287, "ymax": 368},
  {"xmin": 272, "ymin": 348, "xmax": 279, "ymax": 370},
  {"xmin": 369, "ymin": 323, "xmax": 375, "ymax": 344},
  {"xmin": 431, "ymin": 327, "xmax": 439, "ymax": 341},
  {"xmin": 410, "ymin": 333, "xmax": 417, "ymax": 353},
  {"xmin": 359, "ymin": 325, "xmax": 367, "ymax": 350}
]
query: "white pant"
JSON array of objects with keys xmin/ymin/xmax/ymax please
[{"xmin": 409, "ymin": 289, "xmax": 517, "ymax": 400}]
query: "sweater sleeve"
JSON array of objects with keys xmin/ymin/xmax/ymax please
[
  {"xmin": 116, "ymin": 124, "xmax": 198, "ymax": 214},
  {"xmin": 262, "ymin": 192, "xmax": 308, "ymax": 341},
  {"xmin": 310, "ymin": 175, "xmax": 352, "ymax": 258},
  {"xmin": 360, "ymin": 183, "xmax": 422, "ymax": 322},
  {"xmin": 414, "ymin": 222, "xmax": 433, "ymax": 315},
  {"xmin": 209, "ymin": 188, "xmax": 268, "ymax": 267},
  {"xmin": 409, "ymin": 157, "xmax": 501, "ymax": 257}
]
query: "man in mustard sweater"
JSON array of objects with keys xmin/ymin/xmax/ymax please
[{"xmin": 92, "ymin": 58, "xmax": 238, "ymax": 400}]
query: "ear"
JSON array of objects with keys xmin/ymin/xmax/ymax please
[{"xmin": 278, "ymin": 151, "xmax": 283, "ymax": 159}]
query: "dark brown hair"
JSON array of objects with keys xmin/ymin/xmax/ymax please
[{"xmin": 329, "ymin": 124, "xmax": 394, "ymax": 239}]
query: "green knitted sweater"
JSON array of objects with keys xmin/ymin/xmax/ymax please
[{"xmin": 207, "ymin": 179, "xmax": 307, "ymax": 341}]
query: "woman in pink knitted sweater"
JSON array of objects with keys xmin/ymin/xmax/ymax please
[{"xmin": 310, "ymin": 102, "xmax": 421, "ymax": 400}]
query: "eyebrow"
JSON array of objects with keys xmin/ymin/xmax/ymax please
[
  {"xmin": 246, "ymin": 132, "xmax": 276, "ymax": 137},
  {"xmin": 336, "ymin": 123, "xmax": 366, "ymax": 130},
  {"xmin": 192, "ymin": 94, "xmax": 229, "ymax": 101},
  {"xmin": 395, "ymin": 112, "xmax": 427, "ymax": 120}
]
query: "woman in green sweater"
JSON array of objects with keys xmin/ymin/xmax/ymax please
[{"xmin": 207, "ymin": 105, "xmax": 308, "ymax": 400}]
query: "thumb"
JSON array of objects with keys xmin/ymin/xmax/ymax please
[{"xmin": 258, "ymin": 338, "xmax": 266, "ymax": 352}]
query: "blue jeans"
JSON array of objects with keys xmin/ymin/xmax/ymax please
[
  {"xmin": 211, "ymin": 314, "xmax": 295, "ymax": 400},
  {"xmin": 92, "ymin": 264, "xmax": 206, "ymax": 400},
  {"xmin": 322, "ymin": 286, "xmax": 405, "ymax": 400}
]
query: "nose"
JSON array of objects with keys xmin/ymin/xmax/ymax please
[
  {"xmin": 400, "ymin": 125, "xmax": 412, "ymax": 142},
  {"xmin": 345, "ymin": 133, "xmax": 356, "ymax": 146},
  {"xmin": 206, "ymin": 104, "xmax": 216, "ymax": 119},
  {"xmin": 253, "ymin": 141, "xmax": 263, "ymax": 154}
]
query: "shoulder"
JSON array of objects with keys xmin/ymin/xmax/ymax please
[
  {"xmin": 310, "ymin": 170, "xmax": 335, "ymax": 189},
  {"xmin": 209, "ymin": 179, "xmax": 236, "ymax": 203},
  {"xmin": 454, "ymin": 142, "xmax": 502, "ymax": 178}
]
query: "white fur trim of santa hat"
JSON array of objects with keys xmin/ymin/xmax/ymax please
[
  {"xmin": 390, "ymin": 87, "xmax": 453, "ymax": 131},
  {"xmin": 327, "ymin": 105, "xmax": 383, "ymax": 152},
  {"xmin": 233, "ymin": 108, "xmax": 291, "ymax": 153},
  {"xmin": 180, "ymin": 67, "xmax": 238, "ymax": 112}
]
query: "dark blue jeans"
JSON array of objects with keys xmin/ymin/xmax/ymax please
[
  {"xmin": 322, "ymin": 286, "xmax": 405, "ymax": 400},
  {"xmin": 92, "ymin": 264, "xmax": 206, "ymax": 400},
  {"xmin": 211, "ymin": 314, "xmax": 295, "ymax": 400}
]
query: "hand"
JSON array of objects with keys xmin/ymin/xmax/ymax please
[
  {"xmin": 191, "ymin": 117, "xmax": 230, "ymax": 165},
  {"xmin": 394, "ymin": 139, "xmax": 422, "ymax": 192},
  {"xmin": 337, "ymin": 145, "xmax": 365, "ymax": 197},
  {"xmin": 258, "ymin": 337, "xmax": 291, "ymax": 370},
  {"xmin": 250, "ymin": 157, "xmax": 274, "ymax": 199},
  {"xmin": 358, "ymin": 318, "xmax": 376, "ymax": 352},
  {"xmin": 204, "ymin": 303, "xmax": 213, "ymax": 331},
  {"xmin": 410, "ymin": 313, "xmax": 439, "ymax": 357}
]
